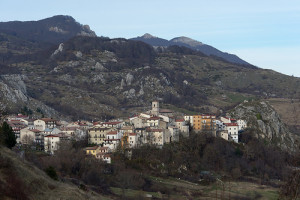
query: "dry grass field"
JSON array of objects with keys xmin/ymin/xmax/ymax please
[{"xmin": 268, "ymin": 98, "xmax": 300, "ymax": 134}]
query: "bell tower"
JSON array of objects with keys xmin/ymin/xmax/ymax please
[{"xmin": 152, "ymin": 101, "xmax": 159, "ymax": 116}]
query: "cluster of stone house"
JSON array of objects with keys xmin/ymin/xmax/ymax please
[
  {"xmin": 7, "ymin": 102, "xmax": 247, "ymax": 163},
  {"xmin": 85, "ymin": 101, "xmax": 190, "ymax": 163},
  {"xmin": 184, "ymin": 115, "xmax": 247, "ymax": 143},
  {"xmin": 6, "ymin": 114, "xmax": 88, "ymax": 154},
  {"xmin": 215, "ymin": 117, "xmax": 247, "ymax": 143}
]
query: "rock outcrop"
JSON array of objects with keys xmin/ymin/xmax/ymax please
[{"xmin": 230, "ymin": 101, "xmax": 299, "ymax": 151}]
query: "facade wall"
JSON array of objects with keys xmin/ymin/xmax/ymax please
[
  {"xmin": 88, "ymin": 128, "xmax": 113, "ymax": 145},
  {"xmin": 44, "ymin": 136, "xmax": 60, "ymax": 154},
  {"xmin": 20, "ymin": 128, "xmax": 35, "ymax": 145},
  {"xmin": 34, "ymin": 120, "xmax": 46, "ymax": 131}
]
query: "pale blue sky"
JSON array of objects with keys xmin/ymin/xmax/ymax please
[{"xmin": 1, "ymin": 0, "xmax": 300, "ymax": 77}]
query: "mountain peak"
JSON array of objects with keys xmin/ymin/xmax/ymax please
[
  {"xmin": 47, "ymin": 15, "xmax": 75, "ymax": 20},
  {"xmin": 141, "ymin": 33, "xmax": 157, "ymax": 39},
  {"xmin": 170, "ymin": 36, "xmax": 203, "ymax": 47}
]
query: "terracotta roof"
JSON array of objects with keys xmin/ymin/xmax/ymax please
[
  {"xmin": 44, "ymin": 134, "xmax": 59, "ymax": 138},
  {"xmin": 103, "ymin": 154, "xmax": 111, "ymax": 158},
  {"xmin": 61, "ymin": 127, "xmax": 77, "ymax": 131},
  {"xmin": 86, "ymin": 146, "xmax": 99, "ymax": 150},
  {"xmin": 224, "ymin": 123, "xmax": 238, "ymax": 126},
  {"xmin": 15, "ymin": 114, "xmax": 28, "ymax": 118},
  {"xmin": 107, "ymin": 131, "xmax": 118, "ymax": 135},
  {"xmin": 10, "ymin": 120, "xmax": 22, "ymax": 122},
  {"xmin": 102, "ymin": 121, "xmax": 121, "ymax": 125},
  {"xmin": 129, "ymin": 133, "xmax": 137, "ymax": 136},
  {"xmin": 148, "ymin": 116, "xmax": 160, "ymax": 120},
  {"xmin": 41, "ymin": 118, "xmax": 57, "ymax": 122},
  {"xmin": 89, "ymin": 127, "xmax": 110, "ymax": 131},
  {"xmin": 175, "ymin": 119, "xmax": 185, "ymax": 122}
]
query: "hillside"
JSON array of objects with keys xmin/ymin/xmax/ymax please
[
  {"xmin": 1, "ymin": 36, "xmax": 300, "ymax": 122},
  {"xmin": 0, "ymin": 146, "xmax": 108, "ymax": 199},
  {"xmin": 131, "ymin": 33, "xmax": 251, "ymax": 66},
  {"xmin": 0, "ymin": 16, "xmax": 299, "ymax": 147},
  {"xmin": 0, "ymin": 15, "xmax": 96, "ymax": 58}
]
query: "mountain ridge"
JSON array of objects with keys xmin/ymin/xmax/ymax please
[
  {"xmin": 0, "ymin": 15, "xmax": 96, "ymax": 53},
  {"xmin": 131, "ymin": 33, "xmax": 251, "ymax": 66}
]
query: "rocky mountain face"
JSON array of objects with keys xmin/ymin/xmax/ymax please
[
  {"xmin": 1, "ymin": 35, "xmax": 299, "ymax": 121},
  {"xmin": 230, "ymin": 101, "xmax": 300, "ymax": 151},
  {"xmin": 0, "ymin": 74, "xmax": 60, "ymax": 118},
  {"xmin": 0, "ymin": 15, "xmax": 96, "ymax": 56},
  {"xmin": 131, "ymin": 34, "xmax": 251, "ymax": 66}
]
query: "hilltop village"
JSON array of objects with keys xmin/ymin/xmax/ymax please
[{"xmin": 6, "ymin": 101, "xmax": 247, "ymax": 163}]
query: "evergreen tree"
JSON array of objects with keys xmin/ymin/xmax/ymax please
[{"xmin": 0, "ymin": 122, "xmax": 16, "ymax": 148}]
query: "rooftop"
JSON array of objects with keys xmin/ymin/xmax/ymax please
[
  {"xmin": 86, "ymin": 146, "xmax": 99, "ymax": 150},
  {"xmin": 224, "ymin": 123, "xmax": 238, "ymax": 126}
]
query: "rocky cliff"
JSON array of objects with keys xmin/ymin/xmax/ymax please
[
  {"xmin": 230, "ymin": 101, "xmax": 300, "ymax": 151},
  {"xmin": 0, "ymin": 74, "xmax": 61, "ymax": 118}
]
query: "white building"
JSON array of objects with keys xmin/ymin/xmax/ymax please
[
  {"xmin": 184, "ymin": 115, "xmax": 194, "ymax": 126},
  {"xmin": 166, "ymin": 127, "xmax": 179, "ymax": 142},
  {"xmin": 220, "ymin": 117, "xmax": 237, "ymax": 124},
  {"xmin": 215, "ymin": 120, "xmax": 226, "ymax": 131},
  {"xmin": 34, "ymin": 119, "xmax": 46, "ymax": 131},
  {"xmin": 103, "ymin": 130, "xmax": 122, "ymax": 151},
  {"xmin": 104, "ymin": 139, "xmax": 120, "ymax": 151},
  {"xmin": 128, "ymin": 133, "xmax": 138, "ymax": 148},
  {"xmin": 44, "ymin": 135, "xmax": 60, "ymax": 154},
  {"xmin": 145, "ymin": 129, "xmax": 164, "ymax": 146},
  {"xmin": 224, "ymin": 123, "xmax": 239, "ymax": 143},
  {"xmin": 101, "ymin": 121, "xmax": 123, "ymax": 129},
  {"xmin": 147, "ymin": 116, "xmax": 160, "ymax": 127},
  {"xmin": 175, "ymin": 119, "xmax": 190, "ymax": 137},
  {"xmin": 237, "ymin": 119, "xmax": 247, "ymax": 131},
  {"xmin": 20, "ymin": 128, "xmax": 36, "ymax": 145},
  {"xmin": 159, "ymin": 114, "xmax": 170, "ymax": 123},
  {"xmin": 103, "ymin": 154, "xmax": 112, "ymax": 164}
]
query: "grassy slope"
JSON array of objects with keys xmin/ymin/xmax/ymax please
[
  {"xmin": 110, "ymin": 176, "xmax": 279, "ymax": 199},
  {"xmin": 268, "ymin": 98, "xmax": 300, "ymax": 126},
  {"xmin": 0, "ymin": 146, "xmax": 110, "ymax": 200}
]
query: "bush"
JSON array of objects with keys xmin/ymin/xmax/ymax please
[
  {"xmin": 256, "ymin": 113, "xmax": 262, "ymax": 120},
  {"xmin": 0, "ymin": 122, "xmax": 16, "ymax": 149},
  {"xmin": 45, "ymin": 166, "xmax": 58, "ymax": 181}
]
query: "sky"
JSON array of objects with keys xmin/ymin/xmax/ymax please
[{"xmin": 1, "ymin": 0, "xmax": 300, "ymax": 77}]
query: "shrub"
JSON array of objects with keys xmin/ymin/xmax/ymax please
[
  {"xmin": 256, "ymin": 113, "xmax": 262, "ymax": 120},
  {"xmin": 0, "ymin": 122, "xmax": 16, "ymax": 149},
  {"xmin": 45, "ymin": 166, "xmax": 58, "ymax": 181}
]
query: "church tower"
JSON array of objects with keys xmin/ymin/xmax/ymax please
[{"xmin": 152, "ymin": 101, "xmax": 159, "ymax": 116}]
